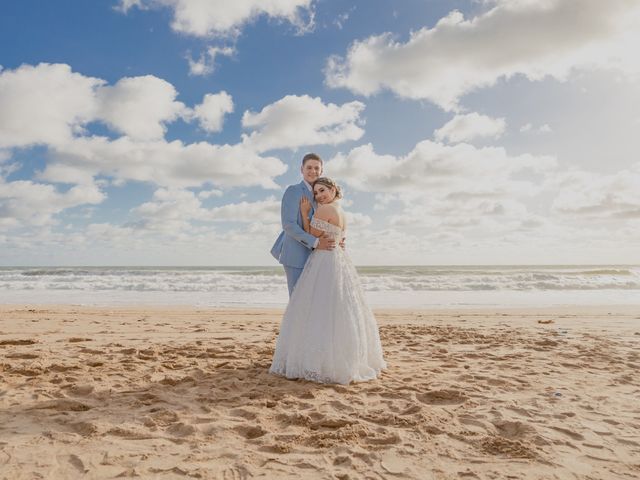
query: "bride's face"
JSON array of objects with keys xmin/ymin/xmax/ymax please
[{"xmin": 313, "ymin": 184, "xmax": 335, "ymax": 204}]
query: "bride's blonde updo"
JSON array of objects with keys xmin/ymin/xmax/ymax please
[{"xmin": 313, "ymin": 177, "xmax": 343, "ymax": 200}]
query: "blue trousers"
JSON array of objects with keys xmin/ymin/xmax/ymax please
[{"xmin": 283, "ymin": 266, "xmax": 304, "ymax": 297}]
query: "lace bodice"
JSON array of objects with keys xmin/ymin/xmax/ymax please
[{"xmin": 311, "ymin": 217, "xmax": 343, "ymax": 241}]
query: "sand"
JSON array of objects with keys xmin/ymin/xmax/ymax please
[{"xmin": 1, "ymin": 305, "xmax": 639, "ymax": 479}]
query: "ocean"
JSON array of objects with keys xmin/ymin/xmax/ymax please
[{"xmin": 1, "ymin": 265, "xmax": 639, "ymax": 308}]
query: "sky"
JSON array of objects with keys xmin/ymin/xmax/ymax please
[{"xmin": 1, "ymin": 0, "xmax": 639, "ymax": 266}]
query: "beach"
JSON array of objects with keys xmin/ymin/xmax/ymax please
[{"xmin": 1, "ymin": 305, "xmax": 639, "ymax": 479}]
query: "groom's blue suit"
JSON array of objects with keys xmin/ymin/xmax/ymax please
[{"xmin": 271, "ymin": 181, "xmax": 317, "ymax": 295}]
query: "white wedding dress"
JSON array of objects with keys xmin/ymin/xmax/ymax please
[{"xmin": 269, "ymin": 217, "xmax": 387, "ymax": 385}]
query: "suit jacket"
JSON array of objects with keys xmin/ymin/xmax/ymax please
[{"xmin": 271, "ymin": 181, "xmax": 317, "ymax": 268}]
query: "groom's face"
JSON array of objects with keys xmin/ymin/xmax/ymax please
[{"xmin": 301, "ymin": 159, "xmax": 322, "ymax": 184}]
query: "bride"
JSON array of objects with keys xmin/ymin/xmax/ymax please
[{"xmin": 269, "ymin": 177, "xmax": 386, "ymax": 385}]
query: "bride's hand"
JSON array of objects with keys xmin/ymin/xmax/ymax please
[{"xmin": 300, "ymin": 196, "xmax": 311, "ymax": 216}]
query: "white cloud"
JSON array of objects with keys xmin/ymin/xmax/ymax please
[
  {"xmin": 205, "ymin": 197, "xmax": 280, "ymax": 223},
  {"xmin": 388, "ymin": 195, "xmax": 533, "ymax": 232},
  {"xmin": 372, "ymin": 193, "xmax": 398, "ymax": 211},
  {"xmin": 333, "ymin": 8, "xmax": 354, "ymax": 30},
  {"xmin": 198, "ymin": 188, "xmax": 223, "ymax": 199},
  {"xmin": 118, "ymin": 0, "xmax": 314, "ymax": 38},
  {"xmin": 520, "ymin": 122, "xmax": 552, "ymax": 134},
  {"xmin": 325, "ymin": 0, "xmax": 640, "ymax": 110},
  {"xmin": 86, "ymin": 222, "xmax": 138, "ymax": 244},
  {"xmin": 35, "ymin": 163, "xmax": 96, "ymax": 186},
  {"xmin": 0, "ymin": 179, "xmax": 104, "ymax": 228},
  {"xmin": 96, "ymin": 75, "xmax": 188, "ymax": 140},
  {"xmin": 320, "ymin": 139, "xmax": 640, "ymax": 259},
  {"xmin": 0, "ymin": 64, "xmax": 188, "ymax": 146},
  {"xmin": 187, "ymin": 56, "xmax": 210, "ymax": 77},
  {"xmin": 43, "ymin": 136, "xmax": 287, "ymax": 190},
  {"xmin": 326, "ymin": 141, "xmax": 556, "ymax": 194},
  {"xmin": 324, "ymin": 139, "xmax": 560, "ymax": 240},
  {"xmin": 191, "ymin": 91, "xmax": 234, "ymax": 133},
  {"xmin": 242, "ymin": 95, "xmax": 365, "ymax": 152},
  {"xmin": 434, "ymin": 113, "xmax": 506, "ymax": 143},
  {"xmin": 114, "ymin": 0, "xmax": 145, "ymax": 13},
  {"xmin": 344, "ymin": 211, "xmax": 372, "ymax": 228},
  {"xmin": 130, "ymin": 188, "xmax": 204, "ymax": 232},
  {"xmin": 187, "ymin": 46, "xmax": 235, "ymax": 76},
  {"xmin": 0, "ymin": 162, "xmax": 20, "ymax": 180},
  {"xmin": 0, "ymin": 63, "xmax": 288, "ymax": 193},
  {"xmin": 130, "ymin": 189, "xmax": 280, "ymax": 233},
  {"xmin": 551, "ymin": 165, "xmax": 640, "ymax": 219},
  {"xmin": 0, "ymin": 150, "xmax": 20, "ymax": 179},
  {"xmin": 0, "ymin": 63, "xmax": 103, "ymax": 148}
]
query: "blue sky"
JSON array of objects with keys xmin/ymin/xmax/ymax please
[{"xmin": 1, "ymin": 0, "xmax": 639, "ymax": 265}]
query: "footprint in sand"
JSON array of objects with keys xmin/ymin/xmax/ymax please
[
  {"xmin": 329, "ymin": 399, "xmax": 354, "ymax": 412},
  {"xmin": 504, "ymin": 406, "xmax": 533, "ymax": 418},
  {"xmin": 479, "ymin": 436, "xmax": 536, "ymax": 459},
  {"xmin": 549, "ymin": 426, "xmax": 585, "ymax": 441},
  {"xmin": 166, "ymin": 422, "xmax": 196, "ymax": 437},
  {"xmin": 30, "ymin": 399, "xmax": 91, "ymax": 412},
  {"xmin": 235, "ymin": 425, "xmax": 267, "ymax": 439},
  {"xmin": 78, "ymin": 347, "xmax": 104, "ymax": 354},
  {"xmin": 5, "ymin": 353, "xmax": 39, "ymax": 359},
  {"xmin": 67, "ymin": 421, "xmax": 98, "ymax": 436},
  {"xmin": 401, "ymin": 404, "xmax": 422, "ymax": 415},
  {"xmin": 616, "ymin": 437, "xmax": 640, "ymax": 446},
  {"xmin": 5, "ymin": 366, "xmax": 43, "ymax": 377},
  {"xmin": 380, "ymin": 452, "xmax": 416, "ymax": 476},
  {"xmin": 107, "ymin": 426, "xmax": 155, "ymax": 440},
  {"xmin": 0, "ymin": 339, "xmax": 37, "ymax": 346},
  {"xmin": 416, "ymin": 389, "xmax": 468, "ymax": 405},
  {"xmin": 64, "ymin": 384, "xmax": 94, "ymax": 396},
  {"xmin": 57, "ymin": 453, "xmax": 88, "ymax": 474},
  {"xmin": 229, "ymin": 408, "xmax": 258, "ymax": 420},
  {"xmin": 311, "ymin": 417, "xmax": 355, "ymax": 429},
  {"xmin": 458, "ymin": 415, "xmax": 491, "ymax": 434},
  {"xmin": 137, "ymin": 349, "xmax": 156, "ymax": 360},
  {"xmin": 492, "ymin": 420, "xmax": 536, "ymax": 439},
  {"xmin": 333, "ymin": 454, "xmax": 352, "ymax": 467},
  {"xmin": 50, "ymin": 363, "xmax": 80, "ymax": 373},
  {"xmin": 219, "ymin": 466, "xmax": 251, "ymax": 480},
  {"xmin": 364, "ymin": 431, "xmax": 401, "ymax": 445},
  {"xmin": 147, "ymin": 408, "xmax": 179, "ymax": 426}
]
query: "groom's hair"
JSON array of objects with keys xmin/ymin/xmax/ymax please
[{"xmin": 302, "ymin": 152, "xmax": 323, "ymax": 166}]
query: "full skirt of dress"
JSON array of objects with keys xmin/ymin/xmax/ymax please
[{"xmin": 269, "ymin": 248, "xmax": 386, "ymax": 385}]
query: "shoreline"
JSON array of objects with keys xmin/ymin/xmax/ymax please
[{"xmin": 2, "ymin": 303, "xmax": 640, "ymax": 325}]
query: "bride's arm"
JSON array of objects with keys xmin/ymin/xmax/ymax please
[
  {"xmin": 309, "ymin": 225, "xmax": 324, "ymax": 237},
  {"xmin": 300, "ymin": 198, "xmax": 325, "ymax": 238},
  {"xmin": 301, "ymin": 215, "xmax": 311, "ymax": 233},
  {"xmin": 300, "ymin": 197, "xmax": 315, "ymax": 235}
]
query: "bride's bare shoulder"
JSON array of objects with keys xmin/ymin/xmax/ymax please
[
  {"xmin": 315, "ymin": 204, "xmax": 341, "ymax": 222},
  {"xmin": 316, "ymin": 203, "xmax": 338, "ymax": 213}
]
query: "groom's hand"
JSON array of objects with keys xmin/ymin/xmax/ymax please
[
  {"xmin": 317, "ymin": 234, "xmax": 336, "ymax": 250},
  {"xmin": 339, "ymin": 236, "xmax": 346, "ymax": 250}
]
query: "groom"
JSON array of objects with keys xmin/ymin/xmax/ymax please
[{"xmin": 271, "ymin": 152, "xmax": 336, "ymax": 296}]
